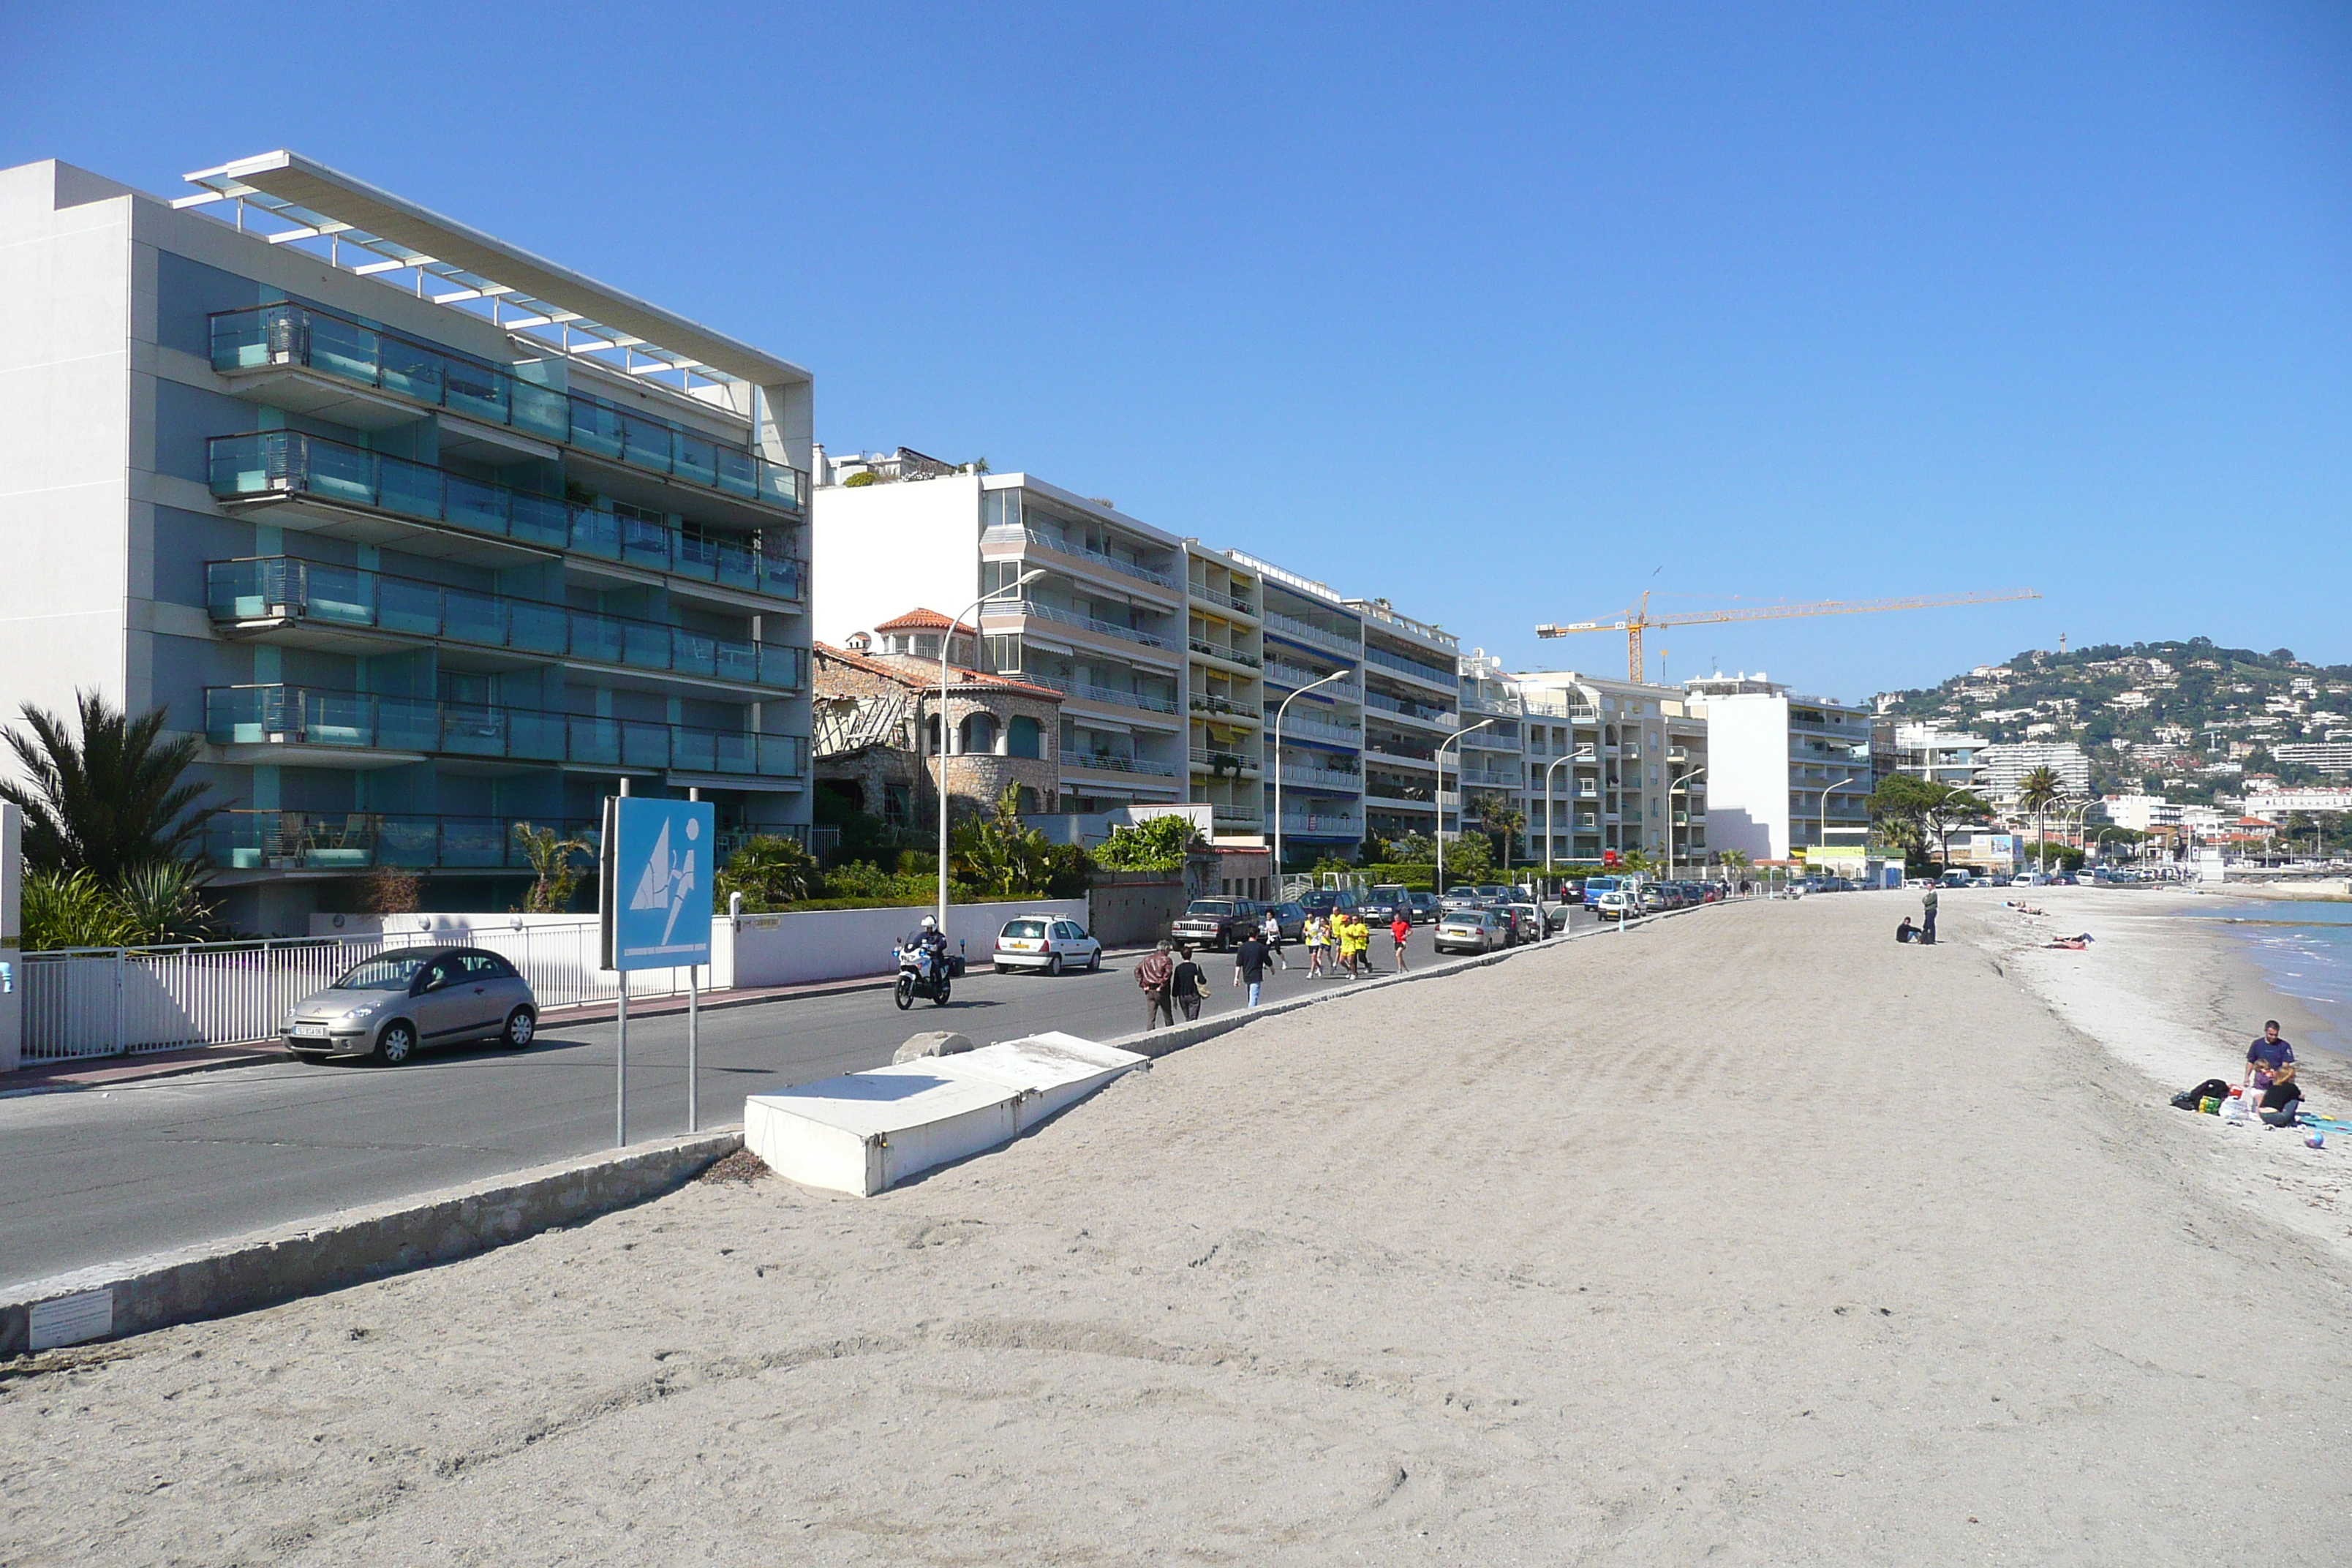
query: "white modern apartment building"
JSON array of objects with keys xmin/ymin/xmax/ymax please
[
  {"xmin": 813, "ymin": 469, "xmax": 1195, "ymax": 818},
  {"xmin": 1, "ymin": 153, "xmax": 816, "ymax": 931},
  {"xmin": 1682, "ymin": 675, "xmax": 1873, "ymax": 860},
  {"xmin": 2239, "ymin": 783, "xmax": 2352, "ymax": 820},
  {"xmin": 1503, "ymin": 670, "xmax": 1696, "ymax": 862},
  {"xmin": 1975, "ymin": 740, "xmax": 2092, "ymax": 802},
  {"xmin": 1234, "ymin": 554, "xmax": 1371, "ymax": 856},
  {"xmin": 1882, "ymin": 722, "xmax": 1989, "ymax": 789}
]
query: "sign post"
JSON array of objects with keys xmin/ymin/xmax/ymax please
[{"xmin": 600, "ymin": 794, "xmax": 716, "ymax": 1147}]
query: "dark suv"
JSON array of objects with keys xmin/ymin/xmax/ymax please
[{"xmin": 1170, "ymin": 898, "xmax": 1262, "ymax": 951}]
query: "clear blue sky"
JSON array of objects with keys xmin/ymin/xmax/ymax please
[{"xmin": 9, "ymin": 1, "xmax": 2347, "ymax": 700}]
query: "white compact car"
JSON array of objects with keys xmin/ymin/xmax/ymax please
[{"xmin": 992, "ymin": 913, "xmax": 1104, "ymax": 975}]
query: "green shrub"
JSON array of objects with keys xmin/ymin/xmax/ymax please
[{"xmin": 1090, "ymin": 813, "xmax": 1198, "ymax": 872}]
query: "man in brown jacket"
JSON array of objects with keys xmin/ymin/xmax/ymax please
[{"xmin": 1137, "ymin": 939, "xmax": 1177, "ymax": 1030}]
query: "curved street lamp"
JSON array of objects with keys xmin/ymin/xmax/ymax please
[
  {"xmin": 1272, "ymin": 668, "xmax": 1351, "ymax": 889},
  {"xmin": 940, "ymin": 569, "xmax": 1044, "ymax": 933},
  {"xmin": 1666, "ymin": 765, "xmax": 1708, "ymax": 881},
  {"xmin": 1436, "ymin": 717, "xmax": 1494, "ymax": 895}
]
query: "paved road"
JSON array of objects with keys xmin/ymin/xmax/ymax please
[{"xmin": 0, "ymin": 918, "xmax": 1596, "ymax": 1289}]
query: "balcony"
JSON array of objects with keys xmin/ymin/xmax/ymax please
[
  {"xmin": 1362, "ymin": 736, "xmax": 1437, "ymax": 764},
  {"xmin": 1362, "ymin": 690, "xmax": 1458, "ymax": 728},
  {"xmin": 1191, "ymin": 747, "xmax": 1264, "ymax": 775},
  {"xmin": 1211, "ymin": 806, "xmax": 1265, "ymax": 830},
  {"xmin": 1668, "ymin": 747, "xmax": 1691, "ymax": 763},
  {"xmin": 1280, "ymin": 714, "xmax": 1361, "ymax": 747},
  {"xmin": 1362, "ymin": 644, "xmax": 1457, "ymax": 690},
  {"xmin": 1278, "ymin": 763, "xmax": 1360, "ymax": 792},
  {"xmin": 1188, "ymin": 636, "xmax": 1262, "ymax": 671},
  {"xmin": 205, "ymin": 685, "xmax": 809, "ymax": 781},
  {"xmin": 1188, "ymin": 693, "xmax": 1260, "ymax": 723},
  {"xmin": 206, "ymin": 559, "xmax": 805, "ymax": 693},
  {"xmin": 1455, "ymin": 768, "xmax": 1522, "ymax": 789},
  {"xmin": 1279, "ymin": 812, "xmax": 1359, "ymax": 837},
  {"xmin": 1027, "ymin": 675, "xmax": 1180, "ymax": 717},
  {"xmin": 1264, "ymin": 661, "xmax": 1359, "ymax": 698},
  {"xmin": 1060, "ymin": 752, "xmax": 1183, "ymax": 779},
  {"xmin": 991, "ymin": 600, "xmax": 1175, "ymax": 652},
  {"xmin": 1262, "ymin": 611, "xmax": 1358, "ymax": 659},
  {"xmin": 208, "ymin": 433, "xmax": 806, "ymax": 600},
  {"xmin": 1193, "ymin": 587, "xmax": 1258, "ymax": 619},
  {"xmin": 981, "ymin": 524, "xmax": 1180, "ymax": 592},
  {"xmin": 210, "ymin": 303, "xmax": 806, "ymax": 513},
  {"xmin": 1365, "ymin": 780, "xmax": 1435, "ymax": 803}
]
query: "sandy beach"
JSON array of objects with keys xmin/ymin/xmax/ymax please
[{"xmin": 3, "ymin": 893, "xmax": 2347, "ymax": 1566}]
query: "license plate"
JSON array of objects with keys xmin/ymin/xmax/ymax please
[{"xmin": 293, "ymin": 1023, "xmax": 328, "ymax": 1038}]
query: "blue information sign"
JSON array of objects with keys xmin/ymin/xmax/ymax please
[{"xmin": 600, "ymin": 796, "xmax": 716, "ymax": 972}]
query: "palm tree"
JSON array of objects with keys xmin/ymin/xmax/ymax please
[
  {"xmin": 1718, "ymin": 847, "xmax": 1751, "ymax": 891},
  {"xmin": 1474, "ymin": 791, "xmax": 1526, "ymax": 873},
  {"xmin": 1, "ymin": 691, "xmax": 216, "ymax": 882},
  {"xmin": 513, "ymin": 822, "xmax": 595, "ymax": 913},
  {"xmin": 2015, "ymin": 766, "xmax": 2065, "ymax": 876}
]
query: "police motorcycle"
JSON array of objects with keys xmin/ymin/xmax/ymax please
[{"xmin": 894, "ymin": 916, "xmax": 954, "ymax": 1009}]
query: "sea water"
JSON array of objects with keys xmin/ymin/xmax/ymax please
[{"xmin": 2192, "ymin": 900, "xmax": 2352, "ymax": 1061}]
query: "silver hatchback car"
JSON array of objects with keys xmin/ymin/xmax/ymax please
[{"xmin": 283, "ymin": 946, "xmax": 538, "ymax": 1064}]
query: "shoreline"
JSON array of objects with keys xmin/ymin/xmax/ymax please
[{"xmin": 1953, "ymin": 886, "xmax": 2348, "ymax": 1263}]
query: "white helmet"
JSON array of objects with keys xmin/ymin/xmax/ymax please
[{"xmin": 920, "ymin": 916, "xmax": 937, "ymax": 930}]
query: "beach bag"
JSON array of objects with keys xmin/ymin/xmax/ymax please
[{"xmin": 2172, "ymin": 1079, "xmax": 2231, "ymax": 1112}]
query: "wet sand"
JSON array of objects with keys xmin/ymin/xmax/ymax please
[{"xmin": 2, "ymin": 894, "xmax": 2346, "ymax": 1566}]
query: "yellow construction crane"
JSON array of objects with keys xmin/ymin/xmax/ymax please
[{"xmin": 1536, "ymin": 589, "xmax": 2040, "ymax": 684}]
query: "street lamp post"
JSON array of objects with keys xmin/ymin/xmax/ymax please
[
  {"xmin": 1272, "ymin": 668, "xmax": 1351, "ymax": 890},
  {"xmin": 1666, "ymin": 766, "xmax": 1708, "ymax": 881},
  {"xmin": 1436, "ymin": 717, "xmax": 1494, "ymax": 895},
  {"xmin": 1542, "ymin": 753, "xmax": 1574, "ymax": 889},
  {"xmin": 940, "ymin": 570, "xmax": 1044, "ymax": 935},
  {"xmin": 1814, "ymin": 775, "xmax": 1857, "ymax": 875}
]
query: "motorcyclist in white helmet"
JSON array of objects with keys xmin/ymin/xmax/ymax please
[{"xmin": 903, "ymin": 914, "xmax": 949, "ymax": 984}]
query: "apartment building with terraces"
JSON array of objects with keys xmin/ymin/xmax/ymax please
[{"xmin": 0, "ymin": 152, "xmax": 815, "ymax": 930}]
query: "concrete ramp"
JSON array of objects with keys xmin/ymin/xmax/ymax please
[{"xmin": 744, "ymin": 1033, "xmax": 1147, "ymax": 1196}]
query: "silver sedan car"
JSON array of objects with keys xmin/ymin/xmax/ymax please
[{"xmin": 282, "ymin": 946, "xmax": 538, "ymax": 1064}]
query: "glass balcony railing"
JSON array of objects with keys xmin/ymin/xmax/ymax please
[
  {"xmin": 1187, "ymin": 636, "xmax": 1262, "ymax": 669},
  {"xmin": 206, "ymin": 558, "xmax": 805, "ymax": 692},
  {"xmin": 995, "ymin": 600, "xmax": 1175, "ymax": 652},
  {"xmin": 205, "ymin": 685, "xmax": 808, "ymax": 781},
  {"xmin": 981, "ymin": 525, "xmax": 1180, "ymax": 591},
  {"xmin": 1362, "ymin": 644, "xmax": 1458, "ymax": 689},
  {"xmin": 1060, "ymin": 751, "xmax": 1182, "ymax": 779},
  {"xmin": 1362, "ymin": 689, "xmax": 1455, "ymax": 726},
  {"xmin": 1262, "ymin": 611, "xmax": 1359, "ymax": 658},
  {"xmin": 1024, "ymin": 675, "xmax": 1181, "ymax": 715},
  {"xmin": 208, "ymin": 432, "xmax": 805, "ymax": 602},
  {"xmin": 209, "ymin": 302, "xmax": 806, "ymax": 513}
]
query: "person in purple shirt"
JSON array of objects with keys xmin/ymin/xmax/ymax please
[{"xmin": 2244, "ymin": 1020, "xmax": 2294, "ymax": 1100}]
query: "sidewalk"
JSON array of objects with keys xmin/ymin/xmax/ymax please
[{"xmin": 0, "ymin": 946, "xmax": 1157, "ymax": 1097}]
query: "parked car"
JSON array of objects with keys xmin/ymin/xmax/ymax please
[
  {"xmin": 1406, "ymin": 892, "xmax": 1441, "ymax": 924},
  {"xmin": 1356, "ymin": 885, "xmax": 1411, "ymax": 924},
  {"xmin": 1583, "ymin": 875, "xmax": 1624, "ymax": 908},
  {"xmin": 1543, "ymin": 900, "xmax": 1575, "ymax": 932},
  {"xmin": 1298, "ymin": 889, "xmax": 1360, "ymax": 921},
  {"xmin": 1433, "ymin": 908, "xmax": 1509, "ymax": 954},
  {"xmin": 993, "ymin": 913, "xmax": 1104, "ymax": 974},
  {"xmin": 1501, "ymin": 902, "xmax": 1545, "ymax": 943},
  {"xmin": 1262, "ymin": 900, "xmax": 1308, "ymax": 941},
  {"xmin": 1593, "ymin": 889, "xmax": 1633, "ymax": 922},
  {"xmin": 282, "ymin": 946, "xmax": 536, "ymax": 1065},
  {"xmin": 1171, "ymin": 898, "xmax": 1262, "ymax": 951}
]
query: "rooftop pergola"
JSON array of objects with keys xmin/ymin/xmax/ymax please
[{"xmin": 176, "ymin": 150, "xmax": 807, "ymax": 401}]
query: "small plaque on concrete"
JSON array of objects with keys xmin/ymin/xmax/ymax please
[{"xmin": 29, "ymin": 1288, "xmax": 113, "ymax": 1351}]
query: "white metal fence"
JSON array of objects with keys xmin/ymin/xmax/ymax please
[{"xmin": 20, "ymin": 919, "xmax": 703, "ymax": 1062}]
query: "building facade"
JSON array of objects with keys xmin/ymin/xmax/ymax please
[
  {"xmin": 1975, "ymin": 741, "xmax": 2092, "ymax": 803},
  {"xmin": 1, "ymin": 154, "xmax": 814, "ymax": 931},
  {"xmin": 1881, "ymin": 722, "xmax": 1989, "ymax": 789},
  {"xmin": 1682, "ymin": 676, "xmax": 1872, "ymax": 861}
]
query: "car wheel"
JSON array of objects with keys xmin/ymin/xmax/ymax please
[
  {"xmin": 372, "ymin": 1020, "xmax": 417, "ymax": 1066},
  {"xmin": 1047, "ymin": 953, "xmax": 1063, "ymax": 976},
  {"xmin": 501, "ymin": 1006, "xmax": 535, "ymax": 1049},
  {"xmin": 1087, "ymin": 948, "xmax": 1101, "ymax": 973}
]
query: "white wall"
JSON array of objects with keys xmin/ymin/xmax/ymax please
[
  {"xmin": 0, "ymin": 162, "xmax": 137, "ymax": 738},
  {"xmin": 728, "ymin": 898, "xmax": 1090, "ymax": 989},
  {"xmin": 1689, "ymin": 693, "xmax": 1790, "ymax": 859},
  {"xmin": 810, "ymin": 474, "xmax": 982, "ymax": 647}
]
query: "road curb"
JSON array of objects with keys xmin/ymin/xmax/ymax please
[{"xmin": 0, "ymin": 1129, "xmax": 740, "ymax": 1358}]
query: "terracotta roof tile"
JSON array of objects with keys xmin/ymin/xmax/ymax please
[
  {"xmin": 873, "ymin": 608, "xmax": 978, "ymax": 635},
  {"xmin": 812, "ymin": 641, "xmax": 1063, "ymax": 702}
]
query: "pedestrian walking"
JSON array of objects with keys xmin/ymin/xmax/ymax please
[
  {"xmin": 1234, "ymin": 931, "xmax": 1270, "ymax": 1007},
  {"xmin": 1171, "ymin": 945, "xmax": 1206, "ymax": 1022},
  {"xmin": 1262, "ymin": 908, "xmax": 1288, "ymax": 970},
  {"xmin": 1390, "ymin": 912, "xmax": 1412, "ymax": 972},
  {"xmin": 1137, "ymin": 939, "xmax": 1177, "ymax": 1030},
  {"xmin": 1921, "ymin": 886, "xmax": 1939, "ymax": 945}
]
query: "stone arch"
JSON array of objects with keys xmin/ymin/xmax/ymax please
[
  {"xmin": 1006, "ymin": 715, "xmax": 1043, "ymax": 760},
  {"xmin": 960, "ymin": 712, "xmax": 998, "ymax": 754}
]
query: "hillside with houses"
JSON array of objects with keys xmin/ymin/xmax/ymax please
[{"xmin": 1875, "ymin": 639, "xmax": 2352, "ymax": 807}]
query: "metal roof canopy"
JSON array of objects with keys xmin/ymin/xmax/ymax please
[{"xmin": 176, "ymin": 150, "xmax": 809, "ymax": 395}]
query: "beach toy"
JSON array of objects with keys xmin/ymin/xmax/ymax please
[
  {"xmin": 2308, "ymin": 1131, "xmax": 2326, "ymax": 1150},
  {"xmin": 2199, "ymin": 1097, "xmax": 2220, "ymax": 1115}
]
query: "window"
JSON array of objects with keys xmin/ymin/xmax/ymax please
[
  {"xmin": 960, "ymin": 712, "xmax": 998, "ymax": 753},
  {"xmin": 1007, "ymin": 715, "xmax": 1043, "ymax": 759}
]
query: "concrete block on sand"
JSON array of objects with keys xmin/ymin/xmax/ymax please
[
  {"xmin": 745, "ymin": 1031, "xmax": 1145, "ymax": 1196},
  {"xmin": 892, "ymin": 1030, "xmax": 976, "ymax": 1063}
]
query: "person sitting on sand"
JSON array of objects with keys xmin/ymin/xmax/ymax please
[
  {"xmin": 2256, "ymin": 1060, "xmax": 2303, "ymax": 1129},
  {"xmin": 1896, "ymin": 916, "xmax": 1916, "ymax": 943},
  {"xmin": 2244, "ymin": 1020, "xmax": 2294, "ymax": 1102}
]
